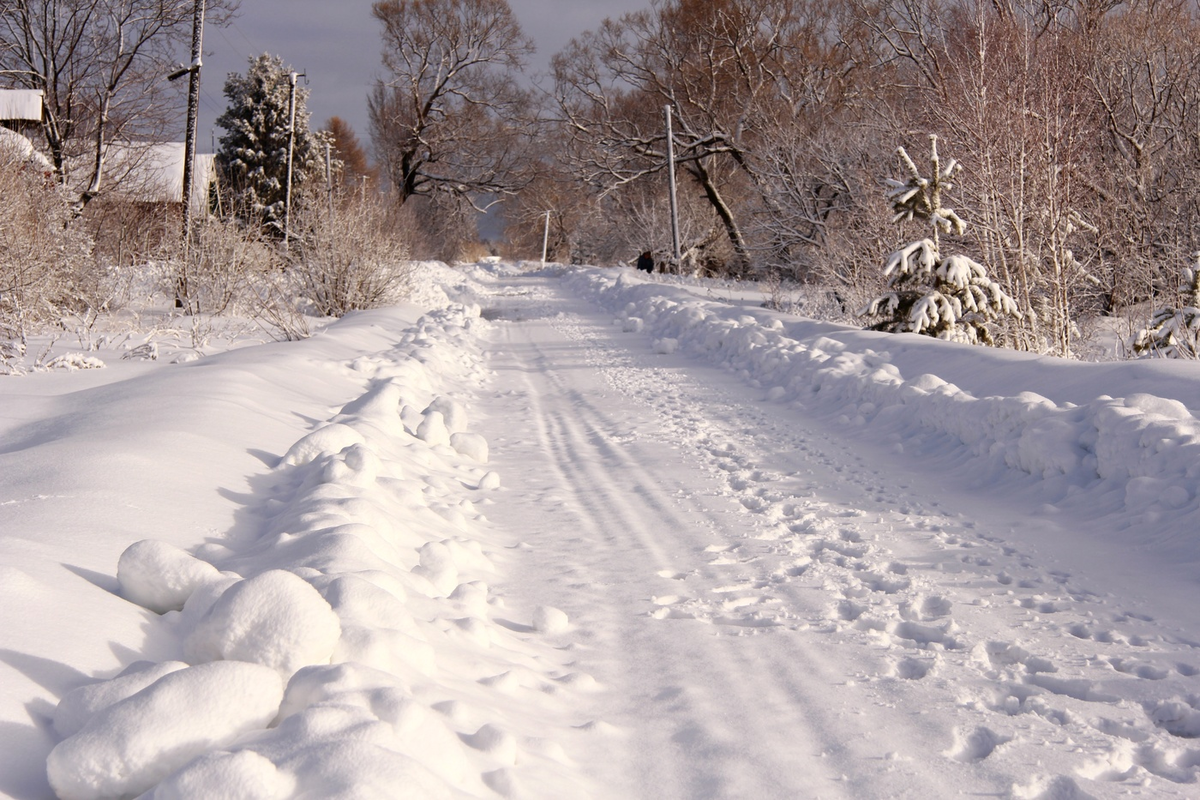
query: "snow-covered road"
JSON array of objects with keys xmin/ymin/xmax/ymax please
[
  {"xmin": 3, "ymin": 262, "xmax": 1200, "ymax": 799},
  {"xmin": 469, "ymin": 268, "xmax": 1200, "ymax": 798}
]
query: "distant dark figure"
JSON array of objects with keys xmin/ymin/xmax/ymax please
[{"xmin": 636, "ymin": 251, "xmax": 655, "ymax": 273}]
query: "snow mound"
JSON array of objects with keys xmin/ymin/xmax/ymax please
[
  {"xmin": 118, "ymin": 539, "xmax": 222, "ymax": 613},
  {"xmin": 47, "ymin": 661, "xmax": 283, "ymax": 800},
  {"xmin": 450, "ymin": 432, "xmax": 488, "ymax": 462},
  {"xmin": 416, "ymin": 410, "xmax": 451, "ymax": 447},
  {"xmin": 53, "ymin": 660, "xmax": 189, "ymax": 738},
  {"xmin": 280, "ymin": 424, "xmax": 366, "ymax": 467},
  {"xmin": 424, "ymin": 395, "xmax": 468, "ymax": 433},
  {"xmin": 412, "ymin": 541, "xmax": 458, "ymax": 597},
  {"xmin": 532, "ymin": 605, "xmax": 569, "ymax": 634},
  {"xmin": 184, "ymin": 570, "xmax": 341, "ymax": 677},
  {"xmin": 148, "ymin": 750, "xmax": 293, "ymax": 800}
]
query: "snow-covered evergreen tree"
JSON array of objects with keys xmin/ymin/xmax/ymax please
[
  {"xmin": 216, "ymin": 54, "xmax": 326, "ymax": 233},
  {"xmin": 1132, "ymin": 257, "xmax": 1200, "ymax": 358},
  {"xmin": 861, "ymin": 135, "xmax": 1020, "ymax": 345}
]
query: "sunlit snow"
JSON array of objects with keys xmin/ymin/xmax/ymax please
[{"xmin": 2, "ymin": 261, "xmax": 1200, "ymax": 799}]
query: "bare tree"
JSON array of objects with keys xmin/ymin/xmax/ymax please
[
  {"xmin": 552, "ymin": 0, "xmax": 861, "ymax": 275},
  {"xmin": 0, "ymin": 0, "xmax": 237, "ymax": 210},
  {"xmin": 368, "ymin": 0, "xmax": 536, "ymax": 209},
  {"xmin": 1084, "ymin": 2, "xmax": 1200, "ymax": 316}
]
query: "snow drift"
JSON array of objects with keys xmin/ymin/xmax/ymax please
[{"xmin": 567, "ymin": 267, "xmax": 1200, "ymax": 557}]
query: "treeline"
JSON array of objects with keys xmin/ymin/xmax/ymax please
[
  {"xmin": 6, "ymin": 0, "xmax": 1200, "ymax": 361},
  {"xmin": 484, "ymin": 0, "xmax": 1200, "ymax": 355}
]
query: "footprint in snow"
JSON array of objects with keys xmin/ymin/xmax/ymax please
[
  {"xmin": 945, "ymin": 726, "xmax": 1011, "ymax": 763},
  {"xmin": 975, "ymin": 641, "xmax": 1057, "ymax": 675},
  {"xmin": 1067, "ymin": 624, "xmax": 1127, "ymax": 645},
  {"xmin": 1011, "ymin": 774, "xmax": 1095, "ymax": 800},
  {"xmin": 1079, "ymin": 738, "xmax": 1200, "ymax": 784},
  {"xmin": 892, "ymin": 656, "xmax": 937, "ymax": 680},
  {"xmin": 1108, "ymin": 657, "xmax": 1171, "ymax": 680}
]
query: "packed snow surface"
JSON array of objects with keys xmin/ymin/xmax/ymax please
[{"xmin": 3, "ymin": 261, "xmax": 1200, "ymax": 798}]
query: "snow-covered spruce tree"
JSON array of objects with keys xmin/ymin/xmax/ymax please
[
  {"xmin": 1132, "ymin": 257, "xmax": 1200, "ymax": 358},
  {"xmin": 216, "ymin": 54, "xmax": 327, "ymax": 234},
  {"xmin": 860, "ymin": 135, "xmax": 1020, "ymax": 345}
]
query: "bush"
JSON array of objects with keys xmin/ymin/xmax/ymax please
[
  {"xmin": 288, "ymin": 193, "xmax": 413, "ymax": 317},
  {"xmin": 1132, "ymin": 261, "xmax": 1200, "ymax": 359},
  {"xmin": 171, "ymin": 215, "xmax": 281, "ymax": 317},
  {"xmin": 0, "ymin": 145, "xmax": 95, "ymax": 364}
]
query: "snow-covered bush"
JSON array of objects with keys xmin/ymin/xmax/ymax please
[
  {"xmin": 0, "ymin": 141, "xmax": 95, "ymax": 368},
  {"xmin": 1132, "ymin": 258, "xmax": 1200, "ymax": 358},
  {"xmin": 860, "ymin": 136, "xmax": 1020, "ymax": 345},
  {"xmin": 169, "ymin": 215, "xmax": 281, "ymax": 317},
  {"xmin": 288, "ymin": 193, "xmax": 413, "ymax": 317}
]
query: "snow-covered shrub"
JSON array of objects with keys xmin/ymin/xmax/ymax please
[
  {"xmin": 860, "ymin": 136, "xmax": 1020, "ymax": 345},
  {"xmin": 1132, "ymin": 259, "xmax": 1200, "ymax": 358},
  {"xmin": 169, "ymin": 214, "xmax": 281, "ymax": 317},
  {"xmin": 0, "ymin": 141, "xmax": 95, "ymax": 369},
  {"xmin": 288, "ymin": 192, "xmax": 413, "ymax": 317}
]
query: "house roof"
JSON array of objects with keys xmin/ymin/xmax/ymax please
[
  {"xmin": 69, "ymin": 142, "xmax": 215, "ymax": 209},
  {"xmin": 0, "ymin": 89, "xmax": 44, "ymax": 122}
]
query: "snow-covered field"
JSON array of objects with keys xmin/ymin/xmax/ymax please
[{"xmin": 2, "ymin": 261, "xmax": 1200, "ymax": 799}]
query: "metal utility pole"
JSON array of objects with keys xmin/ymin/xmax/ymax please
[
  {"xmin": 665, "ymin": 104, "xmax": 682, "ymax": 266},
  {"xmin": 325, "ymin": 140, "xmax": 334, "ymax": 218},
  {"xmin": 541, "ymin": 210, "xmax": 551, "ymax": 266},
  {"xmin": 283, "ymin": 71, "xmax": 300, "ymax": 252},
  {"xmin": 175, "ymin": 0, "xmax": 205, "ymax": 246}
]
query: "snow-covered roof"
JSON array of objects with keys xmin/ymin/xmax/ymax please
[
  {"xmin": 73, "ymin": 142, "xmax": 215, "ymax": 209},
  {"xmin": 0, "ymin": 89, "xmax": 44, "ymax": 121},
  {"xmin": 0, "ymin": 126, "xmax": 52, "ymax": 171}
]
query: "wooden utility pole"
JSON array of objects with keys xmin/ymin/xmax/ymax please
[
  {"xmin": 178, "ymin": 0, "xmax": 205, "ymax": 246},
  {"xmin": 541, "ymin": 210, "xmax": 551, "ymax": 266},
  {"xmin": 665, "ymin": 105, "xmax": 681, "ymax": 266}
]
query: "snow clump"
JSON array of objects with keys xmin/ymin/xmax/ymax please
[
  {"xmin": 280, "ymin": 423, "xmax": 366, "ymax": 467},
  {"xmin": 532, "ymin": 605, "xmax": 570, "ymax": 634},
  {"xmin": 117, "ymin": 539, "xmax": 222, "ymax": 613},
  {"xmin": 47, "ymin": 661, "xmax": 284, "ymax": 800},
  {"xmin": 450, "ymin": 432, "xmax": 489, "ymax": 462},
  {"xmin": 53, "ymin": 660, "xmax": 189, "ymax": 738},
  {"xmin": 416, "ymin": 410, "xmax": 452, "ymax": 447},
  {"xmin": 184, "ymin": 569, "xmax": 341, "ymax": 677}
]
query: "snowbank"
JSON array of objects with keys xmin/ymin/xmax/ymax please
[
  {"xmin": 30, "ymin": 297, "xmax": 599, "ymax": 798},
  {"xmin": 568, "ymin": 268, "xmax": 1200, "ymax": 551}
]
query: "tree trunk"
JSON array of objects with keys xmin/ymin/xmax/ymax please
[{"xmin": 688, "ymin": 158, "xmax": 750, "ymax": 275}]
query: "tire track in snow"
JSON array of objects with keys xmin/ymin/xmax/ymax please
[
  {"xmin": 468, "ymin": 268, "xmax": 1200, "ymax": 798},
  {"xmin": 472, "ymin": 274, "xmax": 998, "ymax": 799}
]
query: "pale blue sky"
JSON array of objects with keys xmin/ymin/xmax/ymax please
[{"xmin": 194, "ymin": 0, "xmax": 649, "ymax": 151}]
